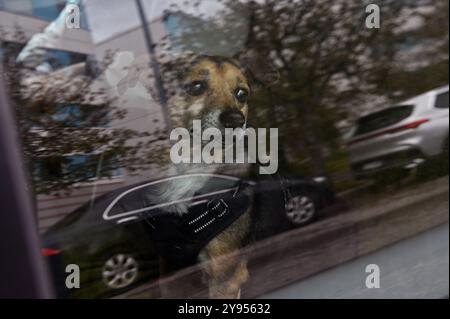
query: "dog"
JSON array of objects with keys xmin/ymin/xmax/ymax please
[
  {"xmin": 151, "ymin": 52, "xmax": 278, "ymax": 298},
  {"xmin": 158, "ymin": 54, "xmax": 253, "ymax": 299},
  {"xmin": 20, "ymin": 45, "xmax": 277, "ymax": 298}
]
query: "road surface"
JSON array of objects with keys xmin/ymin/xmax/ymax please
[{"xmin": 261, "ymin": 222, "xmax": 449, "ymax": 298}]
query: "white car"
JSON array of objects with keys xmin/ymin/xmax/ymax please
[{"xmin": 347, "ymin": 86, "xmax": 449, "ymax": 179}]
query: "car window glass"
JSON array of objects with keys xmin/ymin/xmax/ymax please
[
  {"xmin": 435, "ymin": 91, "xmax": 449, "ymax": 109},
  {"xmin": 1, "ymin": 0, "xmax": 448, "ymax": 300},
  {"xmin": 195, "ymin": 176, "xmax": 240, "ymax": 195},
  {"xmin": 136, "ymin": 175, "xmax": 225, "ymax": 203},
  {"xmin": 354, "ymin": 105, "xmax": 414, "ymax": 136}
]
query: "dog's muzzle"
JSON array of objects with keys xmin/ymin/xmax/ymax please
[{"xmin": 219, "ymin": 109, "xmax": 246, "ymax": 129}]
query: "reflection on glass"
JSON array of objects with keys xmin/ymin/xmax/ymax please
[{"xmin": 0, "ymin": 0, "xmax": 448, "ymax": 299}]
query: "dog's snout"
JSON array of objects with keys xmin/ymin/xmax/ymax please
[{"xmin": 219, "ymin": 109, "xmax": 246, "ymax": 128}]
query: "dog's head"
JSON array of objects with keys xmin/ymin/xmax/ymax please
[{"xmin": 167, "ymin": 52, "xmax": 278, "ymax": 133}]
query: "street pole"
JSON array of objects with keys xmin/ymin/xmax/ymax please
[{"xmin": 135, "ymin": 0, "xmax": 171, "ymax": 132}]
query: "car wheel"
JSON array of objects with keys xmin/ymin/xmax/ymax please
[
  {"xmin": 102, "ymin": 253, "xmax": 139, "ymax": 290},
  {"xmin": 285, "ymin": 192, "xmax": 317, "ymax": 226}
]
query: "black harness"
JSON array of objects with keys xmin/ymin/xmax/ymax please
[{"xmin": 143, "ymin": 185, "xmax": 251, "ymax": 267}]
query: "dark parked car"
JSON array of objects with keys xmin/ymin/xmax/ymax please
[{"xmin": 41, "ymin": 173, "xmax": 336, "ymax": 298}]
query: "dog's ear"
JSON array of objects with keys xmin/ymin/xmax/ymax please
[{"xmin": 234, "ymin": 49, "xmax": 279, "ymax": 89}]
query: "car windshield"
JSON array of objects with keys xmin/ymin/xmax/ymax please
[{"xmin": 49, "ymin": 202, "xmax": 90, "ymax": 231}]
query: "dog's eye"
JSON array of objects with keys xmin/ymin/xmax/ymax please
[
  {"xmin": 235, "ymin": 88, "xmax": 248, "ymax": 103},
  {"xmin": 185, "ymin": 81, "xmax": 206, "ymax": 96}
]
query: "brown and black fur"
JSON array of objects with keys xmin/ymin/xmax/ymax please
[{"xmin": 157, "ymin": 54, "xmax": 267, "ymax": 298}]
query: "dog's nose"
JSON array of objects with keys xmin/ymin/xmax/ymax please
[{"xmin": 219, "ymin": 109, "xmax": 246, "ymax": 128}]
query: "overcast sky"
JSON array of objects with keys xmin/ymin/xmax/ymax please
[{"xmin": 83, "ymin": 0, "xmax": 225, "ymax": 43}]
